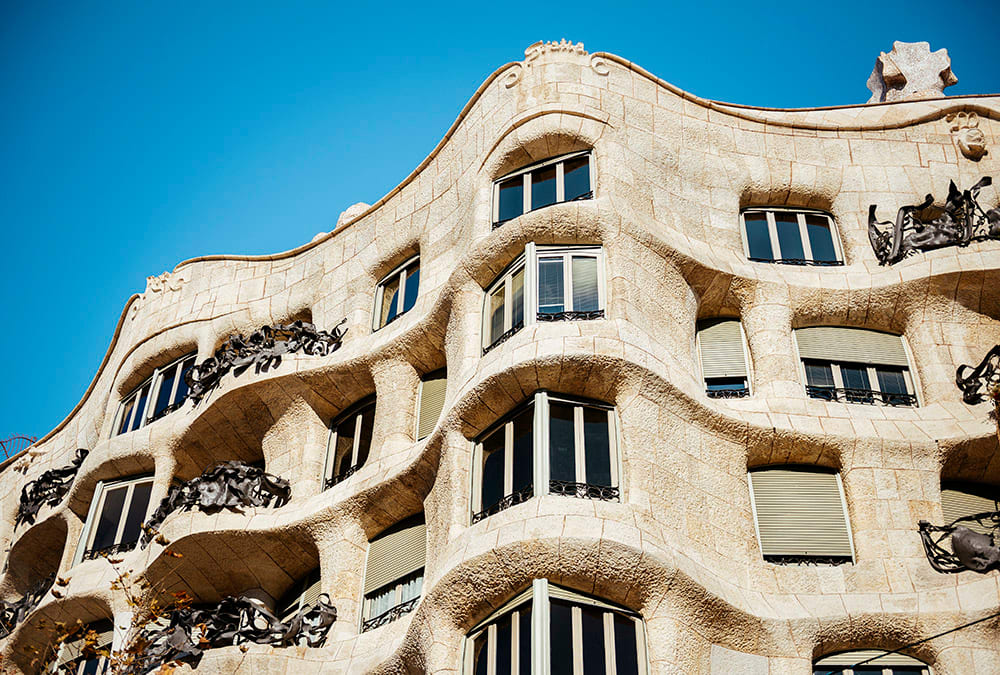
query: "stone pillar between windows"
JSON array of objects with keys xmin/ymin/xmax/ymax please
[
  {"xmin": 370, "ymin": 358, "xmax": 420, "ymax": 465},
  {"xmin": 316, "ymin": 523, "xmax": 367, "ymax": 642},
  {"xmin": 737, "ymin": 282, "xmax": 801, "ymax": 399},
  {"xmin": 261, "ymin": 396, "xmax": 329, "ymax": 499}
]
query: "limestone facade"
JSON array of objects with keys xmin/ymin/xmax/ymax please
[{"xmin": 1, "ymin": 41, "xmax": 999, "ymax": 674}]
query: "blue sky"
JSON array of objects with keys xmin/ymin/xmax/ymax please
[{"xmin": 1, "ymin": 0, "xmax": 998, "ymax": 440}]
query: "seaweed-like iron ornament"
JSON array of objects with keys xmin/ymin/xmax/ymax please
[
  {"xmin": 185, "ymin": 319, "xmax": 347, "ymax": 403},
  {"xmin": 956, "ymin": 345, "xmax": 1000, "ymax": 404},
  {"xmin": 138, "ymin": 593, "xmax": 336, "ymax": 671},
  {"xmin": 15, "ymin": 449, "xmax": 89, "ymax": 527},
  {"xmin": 918, "ymin": 510, "xmax": 1000, "ymax": 574},
  {"xmin": 868, "ymin": 177, "xmax": 999, "ymax": 265},
  {"xmin": 141, "ymin": 461, "xmax": 290, "ymax": 547},
  {"xmin": 0, "ymin": 573, "xmax": 54, "ymax": 637}
]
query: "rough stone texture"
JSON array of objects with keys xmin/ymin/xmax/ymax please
[
  {"xmin": 867, "ymin": 41, "xmax": 958, "ymax": 104},
  {"xmin": 0, "ymin": 41, "xmax": 997, "ymax": 673}
]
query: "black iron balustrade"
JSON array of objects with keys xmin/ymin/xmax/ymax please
[
  {"xmin": 748, "ymin": 257, "xmax": 843, "ymax": 267},
  {"xmin": 82, "ymin": 540, "xmax": 139, "ymax": 562},
  {"xmin": 706, "ymin": 388, "xmax": 750, "ymax": 399},
  {"xmin": 805, "ymin": 386, "xmax": 916, "ymax": 407},
  {"xmin": 482, "ymin": 321, "xmax": 525, "ymax": 356},
  {"xmin": 491, "ymin": 191, "xmax": 594, "ymax": 230},
  {"xmin": 536, "ymin": 309, "xmax": 605, "ymax": 322},
  {"xmin": 763, "ymin": 555, "xmax": 852, "ymax": 566},
  {"xmin": 324, "ymin": 463, "xmax": 362, "ymax": 489},
  {"xmin": 918, "ymin": 510, "xmax": 1000, "ymax": 574},
  {"xmin": 361, "ymin": 597, "xmax": 419, "ymax": 633},
  {"xmin": 16, "ymin": 449, "xmax": 89, "ymax": 527},
  {"xmin": 549, "ymin": 480, "xmax": 619, "ymax": 502},
  {"xmin": 956, "ymin": 345, "xmax": 1000, "ymax": 404},
  {"xmin": 149, "ymin": 399, "xmax": 186, "ymax": 423},
  {"xmin": 0, "ymin": 573, "xmax": 53, "ymax": 638},
  {"xmin": 472, "ymin": 485, "xmax": 535, "ymax": 523}
]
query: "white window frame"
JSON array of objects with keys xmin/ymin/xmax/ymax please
[
  {"xmin": 112, "ymin": 351, "xmax": 196, "ymax": 437},
  {"xmin": 373, "ymin": 255, "xmax": 420, "ymax": 331},
  {"xmin": 322, "ymin": 396, "xmax": 376, "ymax": 489},
  {"xmin": 470, "ymin": 392, "xmax": 622, "ymax": 523},
  {"xmin": 812, "ymin": 654, "xmax": 932, "ymax": 675},
  {"xmin": 491, "ymin": 151, "xmax": 595, "ymax": 225},
  {"xmin": 799, "ymin": 359, "xmax": 917, "ymax": 407},
  {"xmin": 73, "ymin": 475, "xmax": 155, "ymax": 566},
  {"xmin": 739, "ymin": 207, "xmax": 844, "ymax": 265}
]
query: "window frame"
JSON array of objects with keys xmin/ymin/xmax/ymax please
[
  {"xmin": 491, "ymin": 150, "xmax": 595, "ymax": 227},
  {"xmin": 322, "ymin": 396, "xmax": 377, "ymax": 489},
  {"xmin": 695, "ymin": 319, "xmax": 753, "ymax": 398},
  {"xmin": 800, "ymin": 359, "xmax": 917, "ymax": 407},
  {"xmin": 359, "ymin": 515, "xmax": 426, "ymax": 632},
  {"xmin": 73, "ymin": 474, "xmax": 155, "ymax": 566},
  {"xmin": 112, "ymin": 351, "xmax": 197, "ymax": 437},
  {"xmin": 373, "ymin": 255, "xmax": 420, "ymax": 331},
  {"xmin": 739, "ymin": 207, "xmax": 844, "ymax": 266},
  {"xmin": 415, "ymin": 368, "xmax": 448, "ymax": 441},
  {"xmin": 470, "ymin": 392, "xmax": 622, "ymax": 524},
  {"xmin": 812, "ymin": 650, "xmax": 932, "ymax": 675},
  {"xmin": 52, "ymin": 619, "xmax": 114, "ymax": 675}
]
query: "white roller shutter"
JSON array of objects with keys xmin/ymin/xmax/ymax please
[
  {"xmin": 365, "ymin": 517, "xmax": 427, "ymax": 594},
  {"xmin": 795, "ymin": 327, "xmax": 908, "ymax": 367},
  {"xmin": 942, "ymin": 485, "xmax": 998, "ymax": 536},
  {"xmin": 417, "ymin": 372, "xmax": 447, "ymax": 440},
  {"xmin": 749, "ymin": 468, "xmax": 854, "ymax": 558},
  {"xmin": 697, "ymin": 319, "xmax": 748, "ymax": 379},
  {"xmin": 815, "ymin": 649, "xmax": 926, "ymax": 666}
]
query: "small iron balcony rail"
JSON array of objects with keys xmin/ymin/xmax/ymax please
[
  {"xmin": 549, "ymin": 480, "xmax": 619, "ymax": 502},
  {"xmin": 536, "ymin": 309, "xmax": 605, "ymax": 322},
  {"xmin": 805, "ymin": 386, "xmax": 917, "ymax": 407},
  {"xmin": 83, "ymin": 540, "xmax": 138, "ymax": 561},
  {"xmin": 0, "ymin": 435, "xmax": 36, "ymax": 462},
  {"xmin": 706, "ymin": 388, "xmax": 750, "ymax": 399},
  {"xmin": 764, "ymin": 554, "xmax": 852, "ymax": 566},
  {"xmin": 324, "ymin": 464, "xmax": 362, "ymax": 490},
  {"xmin": 482, "ymin": 320, "xmax": 525, "ymax": 356},
  {"xmin": 472, "ymin": 485, "xmax": 534, "ymax": 523},
  {"xmin": 492, "ymin": 191, "xmax": 594, "ymax": 230},
  {"xmin": 748, "ymin": 257, "xmax": 844, "ymax": 267},
  {"xmin": 361, "ymin": 597, "xmax": 420, "ymax": 632}
]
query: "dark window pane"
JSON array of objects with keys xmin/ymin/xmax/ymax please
[
  {"xmin": 877, "ymin": 368, "xmax": 907, "ymax": 395},
  {"xmin": 842, "ymin": 364, "xmax": 873, "ymax": 403},
  {"xmin": 473, "ymin": 631, "xmax": 489, "ymax": 675},
  {"xmin": 511, "ymin": 408, "xmax": 534, "ymax": 495},
  {"xmin": 538, "ymin": 258, "xmax": 565, "ymax": 314},
  {"xmin": 498, "ymin": 177, "xmax": 524, "ymax": 222},
  {"xmin": 804, "ymin": 362, "xmax": 835, "ymax": 387},
  {"xmin": 496, "ymin": 612, "xmax": 512, "ymax": 675},
  {"xmin": 887, "ymin": 669, "xmax": 923, "ymax": 675},
  {"xmin": 613, "ymin": 614, "xmax": 639, "ymax": 675},
  {"xmin": 549, "ymin": 402, "xmax": 576, "ymax": 483},
  {"xmin": 380, "ymin": 275, "xmax": 400, "ymax": 327},
  {"xmin": 481, "ymin": 428, "xmax": 506, "ymax": 512},
  {"xmin": 334, "ymin": 415, "xmax": 357, "ymax": 478},
  {"xmin": 581, "ymin": 605, "xmax": 607, "ymax": 675},
  {"xmin": 129, "ymin": 383, "xmax": 150, "ymax": 431},
  {"xmin": 532, "ymin": 165, "xmax": 557, "ymax": 210},
  {"xmin": 549, "ymin": 601, "xmax": 574, "ymax": 675},
  {"xmin": 403, "ymin": 263, "xmax": 420, "ymax": 313},
  {"xmin": 92, "ymin": 486, "xmax": 128, "ymax": 552},
  {"xmin": 80, "ymin": 658, "xmax": 102, "ymax": 675},
  {"xmin": 583, "ymin": 408, "xmax": 612, "ymax": 487},
  {"xmin": 355, "ymin": 405, "xmax": 375, "ymax": 467},
  {"xmin": 706, "ymin": 377, "xmax": 747, "ymax": 392},
  {"xmin": 152, "ymin": 367, "xmax": 177, "ymax": 419},
  {"xmin": 806, "ymin": 215, "xmax": 838, "ymax": 262},
  {"xmin": 174, "ymin": 356, "xmax": 196, "ymax": 403},
  {"xmin": 853, "ymin": 669, "xmax": 883, "ymax": 675},
  {"xmin": 117, "ymin": 398, "xmax": 135, "ymax": 436},
  {"xmin": 744, "ymin": 213, "xmax": 773, "ymax": 261},
  {"xmin": 489, "ymin": 287, "xmax": 506, "ymax": 344},
  {"xmin": 511, "ymin": 268, "xmax": 525, "ymax": 327},
  {"xmin": 564, "ymin": 156, "xmax": 591, "ymax": 201},
  {"xmin": 518, "ymin": 607, "xmax": 532, "ymax": 675},
  {"xmin": 120, "ymin": 481, "xmax": 152, "ymax": 545},
  {"xmin": 774, "ymin": 213, "xmax": 804, "ymax": 261},
  {"xmin": 571, "ymin": 257, "xmax": 599, "ymax": 313}
]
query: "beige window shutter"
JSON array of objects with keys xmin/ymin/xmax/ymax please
[
  {"xmin": 749, "ymin": 468, "xmax": 853, "ymax": 558},
  {"xmin": 365, "ymin": 517, "xmax": 427, "ymax": 594},
  {"xmin": 815, "ymin": 649, "xmax": 926, "ymax": 666},
  {"xmin": 942, "ymin": 485, "xmax": 998, "ymax": 535},
  {"xmin": 300, "ymin": 570, "xmax": 323, "ymax": 609},
  {"xmin": 795, "ymin": 327, "xmax": 908, "ymax": 366},
  {"xmin": 417, "ymin": 371, "xmax": 447, "ymax": 440},
  {"xmin": 697, "ymin": 319, "xmax": 748, "ymax": 379},
  {"xmin": 57, "ymin": 620, "xmax": 114, "ymax": 666}
]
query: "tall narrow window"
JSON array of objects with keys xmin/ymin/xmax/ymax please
[
  {"xmin": 374, "ymin": 256, "xmax": 420, "ymax": 330},
  {"xmin": 813, "ymin": 650, "xmax": 930, "ymax": 674},
  {"xmin": 748, "ymin": 467, "xmax": 854, "ymax": 565},
  {"xmin": 696, "ymin": 319, "xmax": 750, "ymax": 397},
  {"xmin": 472, "ymin": 393, "xmax": 620, "ymax": 524},
  {"xmin": 323, "ymin": 397, "xmax": 376, "ymax": 489},
  {"xmin": 740, "ymin": 208, "xmax": 843, "ymax": 265},
  {"xmin": 77, "ymin": 475, "xmax": 154, "ymax": 563},
  {"xmin": 795, "ymin": 327, "xmax": 917, "ymax": 407},
  {"xmin": 114, "ymin": 352, "xmax": 197, "ymax": 436},
  {"xmin": 941, "ymin": 481, "xmax": 998, "ymax": 535},
  {"xmin": 492, "ymin": 151, "xmax": 593, "ymax": 227},
  {"xmin": 53, "ymin": 619, "xmax": 114, "ymax": 675},
  {"xmin": 277, "ymin": 568, "xmax": 322, "ymax": 623},
  {"xmin": 362, "ymin": 515, "xmax": 425, "ymax": 632},
  {"xmin": 416, "ymin": 370, "xmax": 447, "ymax": 441}
]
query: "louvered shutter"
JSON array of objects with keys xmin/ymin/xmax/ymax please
[
  {"xmin": 942, "ymin": 486, "xmax": 998, "ymax": 535},
  {"xmin": 417, "ymin": 372, "xmax": 447, "ymax": 440},
  {"xmin": 795, "ymin": 327, "xmax": 909, "ymax": 366},
  {"xmin": 300, "ymin": 571, "xmax": 323, "ymax": 608},
  {"xmin": 365, "ymin": 517, "xmax": 427, "ymax": 594},
  {"xmin": 697, "ymin": 320, "xmax": 748, "ymax": 379},
  {"xmin": 749, "ymin": 468, "xmax": 853, "ymax": 558},
  {"xmin": 56, "ymin": 620, "xmax": 114, "ymax": 666},
  {"xmin": 815, "ymin": 649, "xmax": 927, "ymax": 666}
]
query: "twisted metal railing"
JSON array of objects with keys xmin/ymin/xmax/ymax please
[
  {"xmin": 919, "ymin": 510, "xmax": 1000, "ymax": 574},
  {"xmin": 805, "ymin": 386, "xmax": 917, "ymax": 407},
  {"xmin": 361, "ymin": 597, "xmax": 419, "ymax": 633},
  {"xmin": 549, "ymin": 480, "xmax": 619, "ymax": 502},
  {"xmin": 472, "ymin": 485, "xmax": 535, "ymax": 523}
]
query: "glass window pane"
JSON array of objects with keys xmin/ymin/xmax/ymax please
[
  {"xmin": 92, "ymin": 486, "xmax": 128, "ymax": 552},
  {"xmin": 379, "ymin": 275, "xmax": 400, "ymax": 327},
  {"xmin": 333, "ymin": 415, "xmax": 357, "ymax": 479},
  {"xmin": 367, "ymin": 584, "xmax": 396, "ymax": 619},
  {"xmin": 518, "ymin": 607, "xmax": 532, "ymax": 675},
  {"xmin": 571, "ymin": 256, "xmax": 600, "ymax": 313},
  {"xmin": 496, "ymin": 612, "xmax": 513, "ymax": 675},
  {"xmin": 129, "ymin": 383, "xmax": 150, "ymax": 432},
  {"xmin": 473, "ymin": 631, "xmax": 489, "ymax": 675},
  {"xmin": 583, "ymin": 408, "xmax": 612, "ymax": 487},
  {"xmin": 706, "ymin": 377, "xmax": 748, "ymax": 392},
  {"xmin": 481, "ymin": 429, "xmax": 506, "ymax": 512},
  {"xmin": 531, "ymin": 165, "xmax": 557, "ymax": 210},
  {"xmin": 498, "ymin": 177, "xmax": 524, "ymax": 222},
  {"xmin": 399, "ymin": 571, "xmax": 423, "ymax": 603},
  {"xmin": 403, "ymin": 263, "xmax": 420, "ymax": 313},
  {"xmin": 117, "ymin": 397, "xmax": 136, "ymax": 436},
  {"xmin": 564, "ymin": 156, "xmax": 591, "ymax": 201},
  {"xmin": 355, "ymin": 405, "xmax": 375, "ymax": 467},
  {"xmin": 804, "ymin": 362, "xmax": 835, "ymax": 387},
  {"xmin": 744, "ymin": 213, "xmax": 773, "ymax": 261},
  {"xmin": 511, "ymin": 408, "xmax": 534, "ymax": 496},
  {"xmin": 173, "ymin": 356, "xmax": 196, "ymax": 404},
  {"xmin": 853, "ymin": 669, "xmax": 883, "ymax": 675},
  {"xmin": 581, "ymin": 605, "xmax": 607, "ymax": 675},
  {"xmin": 806, "ymin": 215, "xmax": 838, "ymax": 262},
  {"xmin": 538, "ymin": 258, "xmax": 565, "ymax": 315},
  {"xmin": 489, "ymin": 286, "xmax": 506, "ymax": 344},
  {"xmin": 511, "ymin": 268, "xmax": 524, "ymax": 328},
  {"xmin": 120, "ymin": 481, "xmax": 152, "ymax": 546},
  {"xmin": 774, "ymin": 213, "xmax": 805, "ymax": 261},
  {"xmin": 549, "ymin": 601, "xmax": 574, "ymax": 675},
  {"xmin": 841, "ymin": 364, "xmax": 871, "ymax": 390},
  {"xmin": 877, "ymin": 367, "xmax": 907, "ymax": 395},
  {"xmin": 80, "ymin": 658, "xmax": 102, "ymax": 675},
  {"xmin": 152, "ymin": 367, "xmax": 177, "ymax": 419},
  {"xmin": 549, "ymin": 402, "xmax": 576, "ymax": 483},
  {"xmin": 613, "ymin": 614, "xmax": 639, "ymax": 675}
]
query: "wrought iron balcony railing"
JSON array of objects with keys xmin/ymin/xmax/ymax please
[
  {"xmin": 472, "ymin": 485, "xmax": 534, "ymax": 523},
  {"xmin": 763, "ymin": 555, "xmax": 853, "ymax": 566},
  {"xmin": 482, "ymin": 321, "xmax": 525, "ymax": 356},
  {"xmin": 706, "ymin": 388, "xmax": 750, "ymax": 399},
  {"xmin": 361, "ymin": 597, "xmax": 419, "ymax": 632},
  {"xmin": 83, "ymin": 540, "xmax": 138, "ymax": 561},
  {"xmin": 536, "ymin": 309, "xmax": 605, "ymax": 322},
  {"xmin": 748, "ymin": 257, "xmax": 843, "ymax": 266},
  {"xmin": 549, "ymin": 480, "xmax": 619, "ymax": 502},
  {"xmin": 324, "ymin": 463, "xmax": 363, "ymax": 490},
  {"xmin": 806, "ymin": 386, "xmax": 917, "ymax": 407}
]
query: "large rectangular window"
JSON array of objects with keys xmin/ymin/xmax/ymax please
[
  {"xmin": 323, "ymin": 397, "xmax": 376, "ymax": 489},
  {"xmin": 493, "ymin": 152, "xmax": 593, "ymax": 227},
  {"xmin": 78, "ymin": 475, "xmax": 154, "ymax": 562},
  {"xmin": 696, "ymin": 319, "xmax": 751, "ymax": 398},
  {"xmin": 114, "ymin": 352, "xmax": 196, "ymax": 436},
  {"xmin": 362, "ymin": 515, "xmax": 426, "ymax": 632},
  {"xmin": 374, "ymin": 256, "xmax": 420, "ymax": 330},
  {"xmin": 740, "ymin": 208, "xmax": 843, "ymax": 266}
]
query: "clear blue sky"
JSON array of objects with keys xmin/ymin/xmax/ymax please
[{"xmin": 2, "ymin": 0, "xmax": 998, "ymax": 441}]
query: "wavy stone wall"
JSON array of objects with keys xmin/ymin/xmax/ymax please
[{"xmin": 1, "ymin": 42, "xmax": 999, "ymax": 673}]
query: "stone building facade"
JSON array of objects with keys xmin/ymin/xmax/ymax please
[{"xmin": 0, "ymin": 41, "xmax": 998, "ymax": 674}]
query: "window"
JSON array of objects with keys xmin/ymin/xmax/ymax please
[
  {"xmin": 472, "ymin": 393, "xmax": 620, "ymax": 523},
  {"xmin": 323, "ymin": 397, "xmax": 376, "ymax": 489},
  {"xmin": 795, "ymin": 327, "xmax": 917, "ymax": 406},
  {"xmin": 361, "ymin": 515, "xmax": 425, "ymax": 632},
  {"xmin": 463, "ymin": 580, "xmax": 647, "ymax": 675},
  {"xmin": 493, "ymin": 152, "xmax": 593, "ymax": 227},
  {"xmin": 740, "ymin": 208, "xmax": 843, "ymax": 265},
  {"xmin": 748, "ymin": 467, "xmax": 854, "ymax": 565},
  {"xmin": 277, "ymin": 568, "xmax": 322, "ymax": 623},
  {"xmin": 482, "ymin": 245, "xmax": 605, "ymax": 354},
  {"xmin": 416, "ymin": 370, "xmax": 447, "ymax": 441},
  {"xmin": 696, "ymin": 319, "xmax": 751, "ymax": 398},
  {"xmin": 114, "ymin": 352, "xmax": 197, "ymax": 436},
  {"xmin": 813, "ymin": 650, "xmax": 931, "ymax": 674},
  {"xmin": 941, "ymin": 482, "xmax": 998, "ymax": 535},
  {"xmin": 74, "ymin": 475, "xmax": 154, "ymax": 564},
  {"xmin": 53, "ymin": 619, "xmax": 114, "ymax": 674},
  {"xmin": 374, "ymin": 256, "xmax": 420, "ymax": 330}
]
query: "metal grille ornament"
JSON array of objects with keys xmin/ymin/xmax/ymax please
[
  {"xmin": 918, "ymin": 511, "xmax": 1000, "ymax": 573},
  {"xmin": 0, "ymin": 573, "xmax": 54, "ymax": 638},
  {"xmin": 956, "ymin": 345, "xmax": 1000, "ymax": 404},
  {"xmin": 868, "ymin": 177, "xmax": 1000, "ymax": 265},
  {"xmin": 186, "ymin": 319, "xmax": 347, "ymax": 403},
  {"xmin": 15, "ymin": 449, "xmax": 88, "ymax": 527},
  {"xmin": 141, "ymin": 461, "xmax": 290, "ymax": 547}
]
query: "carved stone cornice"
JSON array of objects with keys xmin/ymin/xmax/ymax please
[{"xmin": 15, "ymin": 449, "xmax": 88, "ymax": 527}]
